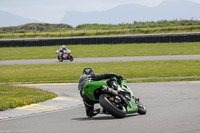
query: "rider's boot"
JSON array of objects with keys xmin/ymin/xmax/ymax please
[
  {"xmin": 84, "ymin": 103, "xmax": 100, "ymax": 118},
  {"xmin": 87, "ymin": 108, "xmax": 100, "ymax": 118}
]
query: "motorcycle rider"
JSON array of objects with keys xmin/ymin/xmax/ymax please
[
  {"xmin": 58, "ymin": 45, "xmax": 67, "ymax": 58},
  {"xmin": 78, "ymin": 68, "xmax": 123, "ymax": 118}
]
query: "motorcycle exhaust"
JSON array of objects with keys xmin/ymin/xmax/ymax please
[
  {"xmin": 101, "ymin": 85, "xmax": 118, "ymax": 96},
  {"xmin": 101, "ymin": 85, "xmax": 129, "ymax": 107}
]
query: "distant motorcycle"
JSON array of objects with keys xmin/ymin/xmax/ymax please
[{"xmin": 56, "ymin": 49, "xmax": 73, "ymax": 62}]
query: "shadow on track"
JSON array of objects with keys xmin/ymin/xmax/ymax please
[{"xmin": 72, "ymin": 114, "xmax": 139, "ymax": 121}]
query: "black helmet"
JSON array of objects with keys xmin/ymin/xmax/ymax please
[{"xmin": 82, "ymin": 68, "xmax": 94, "ymax": 75}]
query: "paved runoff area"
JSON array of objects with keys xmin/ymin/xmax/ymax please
[{"xmin": 0, "ymin": 83, "xmax": 82, "ymax": 120}]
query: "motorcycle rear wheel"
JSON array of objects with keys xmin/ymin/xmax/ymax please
[{"xmin": 99, "ymin": 94, "xmax": 126, "ymax": 118}]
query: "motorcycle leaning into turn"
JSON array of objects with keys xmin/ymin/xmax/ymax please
[
  {"xmin": 56, "ymin": 49, "xmax": 73, "ymax": 62},
  {"xmin": 83, "ymin": 77, "xmax": 147, "ymax": 118}
]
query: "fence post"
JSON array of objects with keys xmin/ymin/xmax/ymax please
[
  {"xmin": 48, "ymin": 26, "xmax": 50, "ymax": 37},
  {"xmin": 191, "ymin": 18, "xmax": 193, "ymax": 31},
  {"xmin": 70, "ymin": 25, "xmax": 73, "ymax": 35},
  {"xmin": 147, "ymin": 22, "xmax": 149, "ymax": 33},
  {"xmin": 0, "ymin": 30, "xmax": 3, "ymax": 38},
  {"xmin": 83, "ymin": 25, "xmax": 85, "ymax": 34},
  {"xmin": 134, "ymin": 21, "xmax": 136, "ymax": 33},
  {"xmin": 59, "ymin": 24, "xmax": 62, "ymax": 36},
  {"xmin": 109, "ymin": 23, "xmax": 111, "ymax": 33},
  {"xmin": 122, "ymin": 22, "xmax": 124, "ymax": 33},
  {"xmin": 35, "ymin": 26, "xmax": 37, "ymax": 36},
  {"xmin": 176, "ymin": 18, "xmax": 178, "ymax": 31},
  {"xmin": 11, "ymin": 29, "xmax": 14, "ymax": 38},
  {"xmin": 96, "ymin": 24, "xmax": 98, "ymax": 34}
]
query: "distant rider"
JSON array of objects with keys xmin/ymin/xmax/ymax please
[
  {"xmin": 78, "ymin": 68, "xmax": 123, "ymax": 118},
  {"xmin": 59, "ymin": 45, "xmax": 67, "ymax": 58}
]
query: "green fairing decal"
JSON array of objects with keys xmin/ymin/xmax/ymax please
[
  {"xmin": 121, "ymin": 83, "xmax": 138, "ymax": 114},
  {"xmin": 126, "ymin": 98, "xmax": 138, "ymax": 114}
]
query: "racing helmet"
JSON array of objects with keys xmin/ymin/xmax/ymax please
[
  {"xmin": 61, "ymin": 45, "xmax": 66, "ymax": 50},
  {"xmin": 82, "ymin": 68, "xmax": 94, "ymax": 75}
]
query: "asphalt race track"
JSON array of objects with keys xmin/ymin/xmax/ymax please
[
  {"xmin": 0, "ymin": 54, "xmax": 200, "ymax": 65},
  {"xmin": 0, "ymin": 55, "xmax": 200, "ymax": 132},
  {"xmin": 0, "ymin": 81, "xmax": 200, "ymax": 133}
]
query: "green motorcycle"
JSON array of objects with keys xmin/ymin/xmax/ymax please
[{"xmin": 83, "ymin": 78, "xmax": 147, "ymax": 118}]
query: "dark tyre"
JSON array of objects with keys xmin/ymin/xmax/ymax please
[
  {"xmin": 57, "ymin": 55, "xmax": 63, "ymax": 62},
  {"xmin": 69, "ymin": 56, "xmax": 73, "ymax": 62},
  {"xmin": 99, "ymin": 94, "xmax": 126, "ymax": 118},
  {"xmin": 137, "ymin": 101, "xmax": 147, "ymax": 115}
]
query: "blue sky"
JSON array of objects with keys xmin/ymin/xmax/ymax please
[{"xmin": 0, "ymin": 0, "xmax": 199, "ymax": 23}]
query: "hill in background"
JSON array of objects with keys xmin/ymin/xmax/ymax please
[
  {"xmin": 0, "ymin": 0, "xmax": 200, "ymax": 28},
  {"xmin": 61, "ymin": 0, "xmax": 200, "ymax": 26},
  {"xmin": 0, "ymin": 11, "xmax": 39, "ymax": 27},
  {"xmin": 0, "ymin": 23, "xmax": 71, "ymax": 32}
]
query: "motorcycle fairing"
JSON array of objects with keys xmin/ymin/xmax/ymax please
[
  {"xmin": 83, "ymin": 80, "xmax": 138, "ymax": 114},
  {"xmin": 84, "ymin": 81, "xmax": 107, "ymax": 101}
]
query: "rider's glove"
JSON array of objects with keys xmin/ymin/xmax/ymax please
[
  {"xmin": 117, "ymin": 75, "xmax": 123, "ymax": 84},
  {"xmin": 117, "ymin": 75, "xmax": 124, "ymax": 80}
]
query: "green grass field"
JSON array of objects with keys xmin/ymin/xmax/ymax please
[
  {"xmin": 1, "ymin": 41, "xmax": 200, "ymax": 111},
  {"xmin": 0, "ymin": 26, "xmax": 200, "ymax": 39},
  {"xmin": 0, "ymin": 84, "xmax": 57, "ymax": 111},
  {"xmin": 0, "ymin": 60, "xmax": 200, "ymax": 83},
  {"xmin": 1, "ymin": 20, "xmax": 200, "ymax": 39},
  {"xmin": 1, "ymin": 42, "xmax": 200, "ymax": 60}
]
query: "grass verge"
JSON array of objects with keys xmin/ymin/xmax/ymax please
[
  {"xmin": 0, "ymin": 84, "xmax": 57, "ymax": 111},
  {"xmin": 0, "ymin": 25, "xmax": 200, "ymax": 39},
  {"xmin": 0, "ymin": 60, "xmax": 200, "ymax": 83},
  {"xmin": 126, "ymin": 76, "xmax": 200, "ymax": 83},
  {"xmin": 0, "ymin": 42, "xmax": 200, "ymax": 60}
]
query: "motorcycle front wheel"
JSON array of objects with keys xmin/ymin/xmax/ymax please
[
  {"xmin": 137, "ymin": 101, "xmax": 147, "ymax": 115},
  {"xmin": 57, "ymin": 55, "xmax": 63, "ymax": 62},
  {"xmin": 69, "ymin": 56, "xmax": 73, "ymax": 62},
  {"xmin": 99, "ymin": 94, "xmax": 126, "ymax": 118}
]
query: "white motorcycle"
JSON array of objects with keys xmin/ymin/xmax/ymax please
[{"xmin": 56, "ymin": 49, "xmax": 73, "ymax": 62}]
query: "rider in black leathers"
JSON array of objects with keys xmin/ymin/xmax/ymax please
[{"xmin": 78, "ymin": 68, "xmax": 123, "ymax": 117}]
